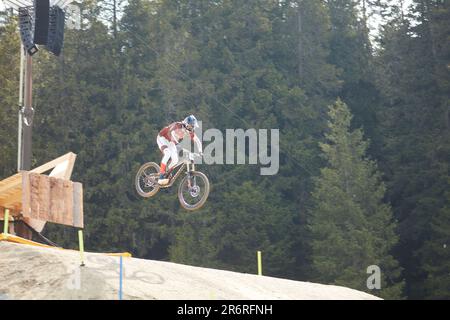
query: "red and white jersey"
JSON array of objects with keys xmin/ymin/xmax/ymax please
[{"xmin": 159, "ymin": 122, "xmax": 194, "ymax": 144}]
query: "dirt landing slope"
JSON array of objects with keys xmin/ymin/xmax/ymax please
[{"xmin": 0, "ymin": 242, "xmax": 380, "ymax": 300}]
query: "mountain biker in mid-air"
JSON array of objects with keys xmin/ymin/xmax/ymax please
[{"xmin": 157, "ymin": 115, "xmax": 203, "ymax": 185}]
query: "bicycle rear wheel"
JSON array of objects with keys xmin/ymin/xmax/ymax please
[
  {"xmin": 178, "ymin": 171, "xmax": 210, "ymax": 211},
  {"xmin": 135, "ymin": 162, "xmax": 160, "ymax": 197}
]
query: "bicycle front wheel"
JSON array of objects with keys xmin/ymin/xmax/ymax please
[{"xmin": 178, "ymin": 171, "xmax": 210, "ymax": 211}]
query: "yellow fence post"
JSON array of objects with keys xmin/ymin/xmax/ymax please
[
  {"xmin": 78, "ymin": 229, "xmax": 85, "ymax": 266},
  {"xmin": 257, "ymin": 251, "xmax": 262, "ymax": 276},
  {"xmin": 3, "ymin": 209, "xmax": 9, "ymax": 235}
]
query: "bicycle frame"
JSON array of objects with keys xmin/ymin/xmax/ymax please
[{"xmin": 158, "ymin": 150, "xmax": 197, "ymax": 189}]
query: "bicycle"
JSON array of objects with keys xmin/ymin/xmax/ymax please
[{"xmin": 135, "ymin": 149, "xmax": 210, "ymax": 211}]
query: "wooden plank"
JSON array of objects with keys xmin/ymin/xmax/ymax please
[
  {"xmin": 0, "ymin": 175, "xmax": 22, "ymax": 188},
  {"xmin": 0, "ymin": 186, "xmax": 22, "ymax": 196},
  {"xmin": 63, "ymin": 180, "xmax": 73, "ymax": 226},
  {"xmin": 38, "ymin": 174, "xmax": 50, "ymax": 221},
  {"xmin": 49, "ymin": 177, "xmax": 56, "ymax": 224},
  {"xmin": 0, "ymin": 191, "xmax": 22, "ymax": 207},
  {"xmin": 11, "ymin": 171, "xmax": 84, "ymax": 228},
  {"xmin": 0, "ymin": 171, "xmax": 22, "ymax": 185},
  {"xmin": 0, "ymin": 191, "xmax": 21, "ymax": 202},
  {"xmin": 29, "ymin": 173, "xmax": 40, "ymax": 220},
  {"xmin": 0, "ymin": 172, "xmax": 22, "ymax": 194},
  {"xmin": 65, "ymin": 153, "xmax": 77, "ymax": 180},
  {"xmin": 56, "ymin": 178, "xmax": 64, "ymax": 225},
  {"xmin": 30, "ymin": 152, "xmax": 76, "ymax": 176},
  {"xmin": 48, "ymin": 152, "xmax": 76, "ymax": 180},
  {"xmin": 22, "ymin": 171, "xmax": 30, "ymax": 217},
  {"xmin": 12, "ymin": 203, "xmax": 21, "ymax": 214},
  {"xmin": 24, "ymin": 218, "xmax": 46, "ymax": 233},
  {"xmin": 0, "ymin": 195, "xmax": 22, "ymax": 207},
  {"xmin": 73, "ymin": 182, "xmax": 83, "ymax": 228},
  {"xmin": 0, "ymin": 152, "xmax": 77, "ymax": 219}
]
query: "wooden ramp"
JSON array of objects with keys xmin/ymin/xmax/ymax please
[
  {"xmin": 0, "ymin": 172, "xmax": 23, "ymax": 214},
  {"xmin": 0, "ymin": 152, "xmax": 83, "ymax": 235}
]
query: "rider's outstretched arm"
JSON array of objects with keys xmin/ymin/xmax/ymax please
[{"xmin": 171, "ymin": 130, "xmax": 180, "ymax": 144}]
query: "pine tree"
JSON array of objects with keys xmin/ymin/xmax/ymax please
[
  {"xmin": 308, "ymin": 99, "xmax": 403, "ymax": 299},
  {"xmin": 374, "ymin": 0, "xmax": 450, "ymax": 299},
  {"xmin": 419, "ymin": 194, "xmax": 450, "ymax": 299},
  {"xmin": 417, "ymin": 0, "xmax": 450, "ymax": 299},
  {"xmin": 0, "ymin": 14, "xmax": 20, "ymax": 178},
  {"xmin": 326, "ymin": 0, "xmax": 382, "ymax": 154}
]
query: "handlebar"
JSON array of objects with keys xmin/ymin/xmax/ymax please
[{"xmin": 182, "ymin": 148, "xmax": 202, "ymax": 159}]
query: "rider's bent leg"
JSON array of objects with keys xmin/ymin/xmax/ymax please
[
  {"xmin": 160, "ymin": 148, "xmax": 170, "ymax": 173},
  {"xmin": 158, "ymin": 148, "xmax": 171, "ymax": 185},
  {"xmin": 167, "ymin": 142, "xmax": 179, "ymax": 172},
  {"xmin": 157, "ymin": 135, "xmax": 172, "ymax": 185},
  {"xmin": 158, "ymin": 142, "xmax": 178, "ymax": 185}
]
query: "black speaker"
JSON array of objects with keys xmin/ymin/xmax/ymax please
[
  {"xmin": 33, "ymin": 0, "xmax": 50, "ymax": 45},
  {"xmin": 19, "ymin": 7, "xmax": 39, "ymax": 56},
  {"xmin": 46, "ymin": 6, "xmax": 65, "ymax": 56}
]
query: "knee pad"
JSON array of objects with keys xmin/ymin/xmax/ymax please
[{"xmin": 161, "ymin": 148, "xmax": 171, "ymax": 163}]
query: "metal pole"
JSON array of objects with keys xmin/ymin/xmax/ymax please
[
  {"xmin": 78, "ymin": 230, "xmax": 85, "ymax": 266},
  {"xmin": 22, "ymin": 52, "xmax": 33, "ymax": 170},
  {"xmin": 18, "ymin": 43, "xmax": 25, "ymax": 172},
  {"xmin": 257, "ymin": 251, "xmax": 262, "ymax": 276},
  {"xmin": 119, "ymin": 256, "xmax": 123, "ymax": 300},
  {"xmin": 3, "ymin": 209, "xmax": 10, "ymax": 234}
]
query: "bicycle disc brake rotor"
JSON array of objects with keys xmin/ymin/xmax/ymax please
[{"xmin": 189, "ymin": 185, "xmax": 200, "ymax": 198}]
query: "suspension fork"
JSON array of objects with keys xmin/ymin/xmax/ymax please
[{"xmin": 186, "ymin": 161, "xmax": 195, "ymax": 188}]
